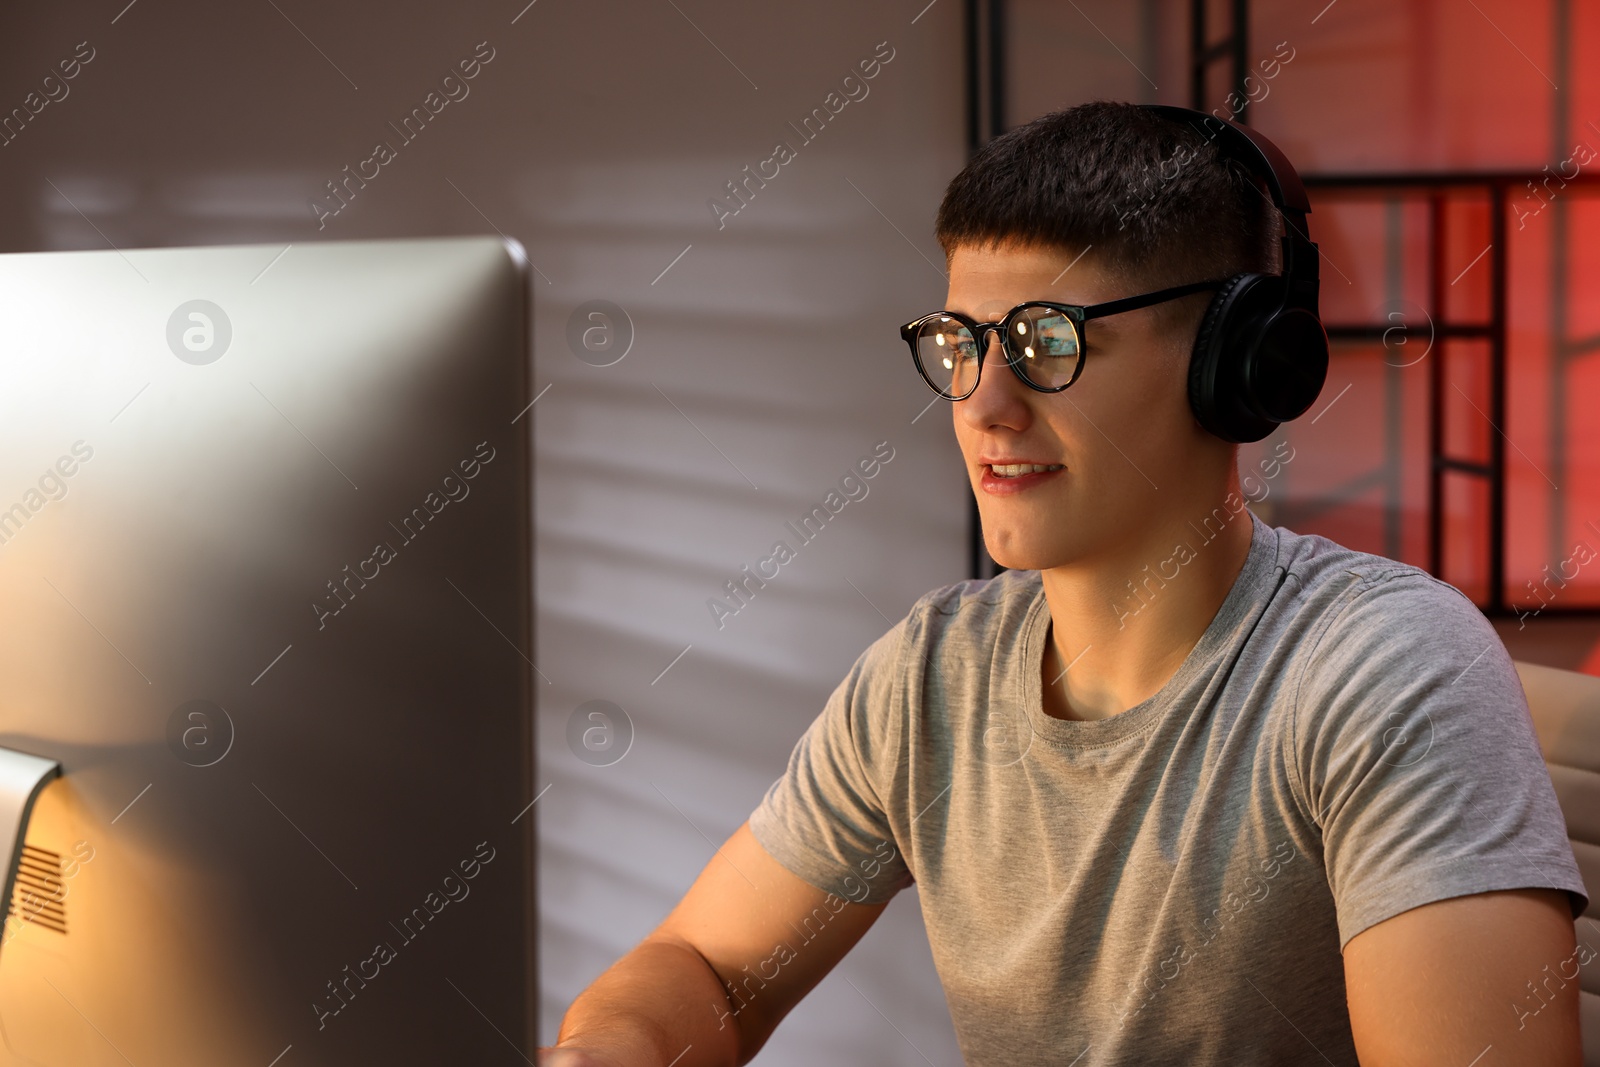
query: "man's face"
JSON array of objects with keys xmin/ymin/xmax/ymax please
[{"xmin": 945, "ymin": 240, "xmax": 1229, "ymax": 571}]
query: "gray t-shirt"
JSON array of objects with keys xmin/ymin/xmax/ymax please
[{"xmin": 747, "ymin": 510, "xmax": 1589, "ymax": 1066}]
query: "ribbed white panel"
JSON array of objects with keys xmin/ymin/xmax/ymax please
[
  {"xmin": 510, "ymin": 6, "xmax": 973, "ymax": 1064},
  {"xmin": 531, "ymin": 149, "xmax": 973, "ymax": 1063}
]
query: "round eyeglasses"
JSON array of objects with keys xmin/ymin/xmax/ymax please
[{"xmin": 899, "ymin": 279, "xmax": 1228, "ymax": 401}]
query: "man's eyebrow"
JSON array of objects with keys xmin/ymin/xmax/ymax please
[
  {"xmin": 943, "ymin": 301, "xmax": 1067, "ymax": 320},
  {"xmin": 941, "ymin": 300, "xmax": 1128, "ymax": 328}
]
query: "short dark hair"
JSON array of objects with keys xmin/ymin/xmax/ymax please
[{"xmin": 933, "ymin": 100, "xmax": 1281, "ymax": 323}]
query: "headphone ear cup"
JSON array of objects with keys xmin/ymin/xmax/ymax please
[
  {"xmin": 1187, "ymin": 273, "xmax": 1259, "ymax": 442},
  {"xmin": 1188, "ymin": 272, "xmax": 1326, "ymax": 443},
  {"xmin": 1243, "ymin": 307, "xmax": 1329, "ymax": 426}
]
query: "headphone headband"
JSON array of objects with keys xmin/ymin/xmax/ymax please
[
  {"xmin": 1129, "ymin": 103, "xmax": 1329, "ymax": 443},
  {"xmin": 1134, "ymin": 104, "xmax": 1316, "ymax": 295}
]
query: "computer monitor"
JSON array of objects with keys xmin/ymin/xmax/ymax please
[{"xmin": 0, "ymin": 235, "xmax": 535, "ymax": 1065}]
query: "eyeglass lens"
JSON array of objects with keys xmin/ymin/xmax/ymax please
[{"xmin": 913, "ymin": 307, "xmax": 1081, "ymax": 398}]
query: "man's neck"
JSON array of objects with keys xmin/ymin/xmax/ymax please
[{"xmin": 1038, "ymin": 507, "xmax": 1256, "ymax": 722}]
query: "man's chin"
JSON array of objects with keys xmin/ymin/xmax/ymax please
[{"xmin": 984, "ymin": 539, "xmax": 1080, "ymax": 574}]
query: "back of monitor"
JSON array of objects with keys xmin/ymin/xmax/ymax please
[{"xmin": 0, "ymin": 235, "xmax": 534, "ymax": 1065}]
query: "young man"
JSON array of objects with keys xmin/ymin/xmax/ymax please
[{"xmin": 541, "ymin": 102, "xmax": 1590, "ymax": 1067}]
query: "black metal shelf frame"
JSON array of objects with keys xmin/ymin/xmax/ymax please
[{"xmin": 1302, "ymin": 172, "xmax": 1600, "ymax": 616}]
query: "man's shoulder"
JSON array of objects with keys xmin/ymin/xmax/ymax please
[
  {"xmin": 918, "ymin": 565, "xmax": 1039, "ymax": 604},
  {"xmin": 1267, "ymin": 521, "xmax": 1504, "ymax": 694},
  {"xmin": 1271, "ymin": 521, "xmax": 1479, "ymax": 624},
  {"xmin": 914, "ymin": 567, "xmax": 1042, "ymax": 618},
  {"xmin": 900, "ymin": 568, "xmax": 1043, "ymax": 647}
]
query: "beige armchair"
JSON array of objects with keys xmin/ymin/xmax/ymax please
[{"xmin": 1515, "ymin": 660, "xmax": 1600, "ymax": 1066}]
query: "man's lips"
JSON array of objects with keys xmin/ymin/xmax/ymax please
[{"xmin": 979, "ymin": 464, "xmax": 1065, "ymax": 493}]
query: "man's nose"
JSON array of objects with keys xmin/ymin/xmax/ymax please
[
  {"xmin": 972, "ymin": 329, "xmax": 1017, "ymax": 390},
  {"xmin": 959, "ymin": 330, "xmax": 1027, "ymax": 419}
]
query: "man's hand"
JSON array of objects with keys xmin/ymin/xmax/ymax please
[
  {"xmin": 545, "ymin": 822, "xmax": 891, "ymax": 1067},
  {"xmin": 536, "ymin": 1047, "xmax": 629, "ymax": 1067}
]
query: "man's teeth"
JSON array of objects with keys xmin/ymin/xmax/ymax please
[{"xmin": 990, "ymin": 463, "xmax": 1064, "ymax": 478}]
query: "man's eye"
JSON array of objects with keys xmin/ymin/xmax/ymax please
[{"xmin": 936, "ymin": 339, "xmax": 979, "ymax": 370}]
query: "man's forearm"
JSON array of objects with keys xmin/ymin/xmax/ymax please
[{"xmin": 553, "ymin": 937, "xmax": 744, "ymax": 1067}]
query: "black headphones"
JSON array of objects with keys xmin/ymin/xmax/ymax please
[{"xmin": 1136, "ymin": 104, "xmax": 1330, "ymax": 444}]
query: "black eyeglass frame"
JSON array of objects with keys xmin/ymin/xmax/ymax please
[{"xmin": 899, "ymin": 278, "xmax": 1229, "ymax": 401}]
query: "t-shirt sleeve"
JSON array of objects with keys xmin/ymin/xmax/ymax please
[
  {"xmin": 1289, "ymin": 570, "xmax": 1590, "ymax": 949},
  {"xmin": 746, "ymin": 611, "xmax": 916, "ymax": 906}
]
